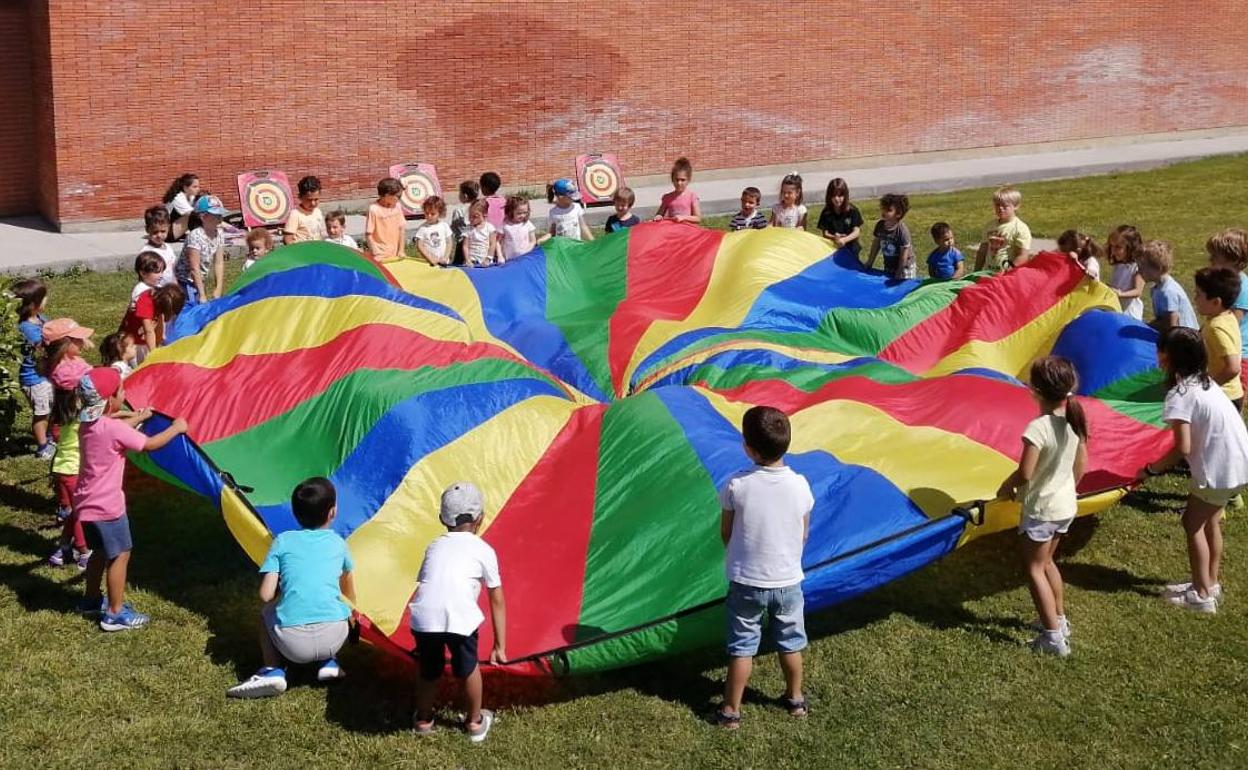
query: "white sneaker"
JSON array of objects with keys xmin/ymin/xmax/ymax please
[
  {"xmin": 227, "ymin": 668, "xmax": 288, "ymax": 699},
  {"xmin": 1169, "ymin": 589, "xmax": 1217, "ymax": 614},
  {"xmin": 1029, "ymin": 615, "xmax": 1072, "ymax": 639},
  {"xmin": 317, "ymin": 659, "xmax": 345, "ymax": 682},
  {"xmin": 467, "ymin": 709, "xmax": 495, "ymax": 743},
  {"xmin": 1164, "ymin": 582, "xmax": 1221, "ymax": 600},
  {"xmin": 1029, "ymin": 631, "xmax": 1071, "ymax": 658}
]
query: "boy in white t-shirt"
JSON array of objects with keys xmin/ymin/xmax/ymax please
[
  {"xmin": 414, "ymin": 196, "xmax": 453, "ymax": 267},
  {"xmin": 715, "ymin": 406, "xmax": 814, "ymax": 729},
  {"xmin": 547, "ymin": 178, "xmax": 593, "ymax": 242},
  {"xmin": 409, "ymin": 482, "xmax": 507, "ymax": 743},
  {"xmin": 139, "ymin": 206, "xmax": 177, "ymax": 287}
]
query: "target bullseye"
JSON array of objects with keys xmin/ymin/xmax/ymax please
[
  {"xmin": 574, "ymin": 153, "xmax": 625, "ymax": 206},
  {"xmin": 389, "ymin": 163, "xmax": 443, "ymax": 217},
  {"xmin": 236, "ymin": 170, "xmax": 294, "ymax": 228}
]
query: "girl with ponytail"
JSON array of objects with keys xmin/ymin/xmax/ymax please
[{"xmin": 997, "ymin": 355, "xmax": 1089, "ymax": 657}]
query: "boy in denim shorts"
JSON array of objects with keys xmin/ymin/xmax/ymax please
[{"xmin": 715, "ymin": 406, "xmax": 814, "ymax": 728}]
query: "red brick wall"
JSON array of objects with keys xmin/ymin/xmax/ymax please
[
  {"xmin": 23, "ymin": 0, "xmax": 1248, "ymax": 225},
  {"xmin": 0, "ymin": 0, "xmax": 37, "ymax": 216}
]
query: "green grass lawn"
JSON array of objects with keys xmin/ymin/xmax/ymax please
[{"xmin": 2, "ymin": 156, "xmax": 1247, "ymax": 769}]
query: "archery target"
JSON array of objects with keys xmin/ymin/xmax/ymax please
[
  {"xmin": 575, "ymin": 153, "xmax": 624, "ymax": 205},
  {"xmin": 236, "ymin": 170, "xmax": 293, "ymax": 228},
  {"xmin": 389, "ymin": 163, "xmax": 442, "ymax": 217}
]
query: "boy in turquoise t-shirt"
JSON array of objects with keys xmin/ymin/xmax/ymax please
[{"xmin": 228, "ymin": 477, "xmax": 356, "ymax": 699}]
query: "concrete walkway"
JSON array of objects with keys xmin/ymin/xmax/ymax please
[{"xmin": 2, "ymin": 131, "xmax": 1245, "ymax": 275}]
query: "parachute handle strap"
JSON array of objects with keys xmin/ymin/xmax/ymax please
[{"xmin": 953, "ymin": 500, "xmax": 987, "ymax": 527}]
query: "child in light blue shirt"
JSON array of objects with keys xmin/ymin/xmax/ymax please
[
  {"xmin": 227, "ymin": 477, "xmax": 356, "ymax": 699},
  {"xmin": 1138, "ymin": 240, "xmax": 1198, "ymax": 332}
]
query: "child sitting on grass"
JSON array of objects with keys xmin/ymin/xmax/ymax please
[
  {"xmin": 1139, "ymin": 240, "xmax": 1198, "ymax": 332},
  {"xmin": 410, "ymin": 482, "xmax": 506, "ymax": 743},
  {"xmin": 75, "ymin": 366, "xmax": 188, "ymax": 630},
  {"xmin": 729, "ymin": 187, "xmax": 767, "ymax": 231},
  {"xmin": 325, "ymin": 210, "xmax": 357, "ymax": 249},
  {"xmin": 365, "ymin": 178, "xmax": 407, "ymax": 262},
  {"xmin": 926, "ymin": 222, "xmax": 965, "ymax": 280},
  {"xmin": 974, "ymin": 185, "xmax": 1032, "ymax": 271},
  {"xmin": 177, "ymin": 195, "xmax": 228, "ymax": 306},
  {"xmin": 1142, "ymin": 328, "xmax": 1248, "ymax": 614},
  {"xmin": 13, "ymin": 278, "xmax": 55, "ymax": 459},
  {"xmin": 867, "ymin": 193, "xmax": 914, "ymax": 280},
  {"xmin": 1193, "ymin": 267, "xmax": 1243, "ymax": 411},
  {"xmin": 227, "ymin": 477, "xmax": 357, "ymax": 699},
  {"xmin": 996, "ymin": 357, "xmax": 1088, "ymax": 657},
  {"xmin": 414, "ymin": 196, "xmax": 453, "ymax": 267},
  {"xmin": 715, "ymin": 406, "xmax": 814, "ymax": 729},
  {"xmin": 1205, "ymin": 228, "xmax": 1248, "ymax": 399}
]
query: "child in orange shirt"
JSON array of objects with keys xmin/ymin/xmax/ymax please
[{"xmin": 365, "ymin": 178, "xmax": 407, "ymax": 262}]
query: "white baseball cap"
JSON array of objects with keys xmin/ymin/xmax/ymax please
[{"xmin": 439, "ymin": 482, "xmax": 484, "ymax": 527}]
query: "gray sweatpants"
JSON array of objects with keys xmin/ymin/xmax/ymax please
[{"xmin": 261, "ymin": 601, "xmax": 349, "ymax": 664}]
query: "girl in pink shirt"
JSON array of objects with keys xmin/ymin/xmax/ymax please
[{"xmin": 653, "ymin": 157, "xmax": 701, "ymax": 224}]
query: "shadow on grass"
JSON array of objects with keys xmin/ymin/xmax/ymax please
[
  {"xmin": 1121, "ymin": 488, "xmax": 1187, "ymax": 515},
  {"xmin": 0, "ymin": 522, "xmax": 83, "ymax": 613}
]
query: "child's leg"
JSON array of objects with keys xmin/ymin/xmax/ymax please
[
  {"xmin": 778, "ymin": 652, "xmax": 803, "ymax": 701},
  {"xmin": 104, "ymin": 550, "xmax": 131, "ymax": 614},
  {"xmin": 1021, "ymin": 536, "xmax": 1060, "ymax": 630},
  {"xmin": 82, "ymin": 550, "xmax": 105, "ymax": 601},
  {"xmin": 723, "ymin": 657, "xmax": 754, "ymax": 714},
  {"xmin": 32, "ymin": 414, "xmax": 49, "ymax": 447},
  {"xmin": 1208, "ymin": 513, "xmax": 1224, "ymax": 588},
  {"xmin": 413, "ymin": 633, "xmax": 447, "ymax": 725},
  {"xmin": 722, "ymin": 583, "xmax": 765, "ymax": 715},
  {"xmin": 1044, "ymin": 534, "xmax": 1065, "ymax": 618},
  {"xmin": 257, "ymin": 606, "xmax": 284, "ymax": 669},
  {"xmin": 771, "ymin": 584, "xmax": 807, "ymax": 705},
  {"xmin": 1182, "ymin": 497, "xmax": 1222, "ymax": 596},
  {"xmin": 462, "ymin": 666, "xmax": 484, "ymax": 726}
]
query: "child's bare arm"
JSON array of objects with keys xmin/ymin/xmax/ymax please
[
  {"xmin": 973, "ymin": 241, "xmax": 988, "ymax": 272},
  {"xmin": 867, "ymin": 238, "xmax": 881, "ymax": 269},
  {"xmin": 683, "ymin": 197, "xmax": 702, "ymax": 223},
  {"xmin": 259, "ymin": 571, "xmax": 279, "ymax": 602},
  {"xmin": 490, "ymin": 232, "xmax": 503, "ymax": 263},
  {"xmin": 142, "ymin": 318, "xmax": 158, "ymax": 349},
  {"xmin": 211, "ymin": 245, "xmax": 226, "ymax": 299},
  {"xmin": 720, "ymin": 509, "xmax": 734, "ymax": 546},
  {"xmin": 488, "ymin": 585, "xmax": 506, "ymax": 664},
  {"xmin": 339, "ymin": 570, "xmax": 357, "ymax": 605},
  {"xmin": 143, "ymin": 417, "xmax": 188, "ymax": 451},
  {"xmin": 1117, "ymin": 273, "xmax": 1145, "ymax": 299},
  {"xmin": 1073, "ymin": 440, "xmax": 1088, "ymax": 485},
  {"xmin": 797, "ymin": 211, "xmax": 808, "ymax": 230},
  {"xmin": 997, "ymin": 442, "xmax": 1039, "ymax": 500},
  {"xmin": 1141, "ymin": 421, "xmax": 1190, "ymax": 478},
  {"xmin": 895, "ymin": 246, "xmax": 912, "ymax": 279},
  {"xmin": 1212, "ymin": 353, "xmax": 1241, "ymax": 385},
  {"xmin": 416, "ymin": 238, "xmax": 440, "ymax": 266},
  {"xmin": 579, "ymin": 217, "xmax": 594, "ymax": 242}
]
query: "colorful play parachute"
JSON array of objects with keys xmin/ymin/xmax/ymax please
[{"xmin": 126, "ymin": 226, "xmax": 1169, "ymax": 675}]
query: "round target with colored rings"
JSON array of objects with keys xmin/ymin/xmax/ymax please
[
  {"xmin": 580, "ymin": 159, "xmax": 620, "ymax": 202},
  {"xmin": 399, "ymin": 170, "xmax": 438, "ymax": 212},
  {"xmin": 245, "ymin": 179, "xmax": 291, "ymax": 225}
]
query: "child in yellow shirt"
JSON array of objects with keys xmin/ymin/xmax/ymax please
[{"xmin": 1194, "ymin": 267, "xmax": 1244, "ymax": 411}]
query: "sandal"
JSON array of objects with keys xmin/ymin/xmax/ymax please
[
  {"xmin": 779, "ymin": 697, "xmax": 809, "ymax": 718},
  {"xmin": 714, "ymin": 708, "xmax": 741, "ymax": 730},
  {"xmin": 413, "ymin": 713, "xmax": 436, "ymax": 735}
]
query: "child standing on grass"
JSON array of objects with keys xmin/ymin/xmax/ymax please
[
  {"xmin": 548, "ymin": 179, "xmax": 593, "ymax": 241},
  {"xmin": 1193, "ymin": 267, "xmax": 1244, "ymax": 411},
  {"xmin": 243, "ymin": 228, "xmax": 272, "ymax": 271},
  {"xmin": 604, "ymin": 187, "xmax": 640, "ymax": 233},
  {"xmin": 99, "ymin": 332, "xmax": 137, "ymax": 379},
  {"xmin": 1058, "ymin": 230, "xmax": 1102, "ymax": 281},
  {"xmin": 715, "ymin": 406, "xmax": 813, "ymax": 729},
  {"xmin": 451, "ymin": 180, "xmax": 482, "ymax": 263},
  {"xmin": 926, "ymin": 222, "xmax": 965, "ymax": 280},
  {"xmin": 653, "ymin": 157, "xmax": 701, "ymax": 223},
  {"xmin": 974, "ymin": 186, "xmax": 1032, "ymax": 272},
  {"xmin": 1139, "ymin": 240, "xmax": 1198, "ymax": 333},
  {"xmin": 817, "ymin": 178, "xmax": 864, "ymax": 260},
  {"xmin": 283, "ymin": 175, "xmax": 326, "ymax": 244},
  {"xmin": 365, "ymin": 178, "xmax": 407, "ymax": 263},
  {"xmin": 121, "ymin": 252, "xmax": 166, "ymax": 364},
  {"xmin": 500, "ymin": 196, "xmax": 538, "ymax": 260},
  {"xmin": 410, "ymin": 482, "xmax": 506, "ymax": 743},
  {"xmin": 1107, "ymin": 225, "xmax": 1145, "ymax": 320},
  {"xmin": 138, "ymin": 206, "xmax": 176, "ymax": 287},
  {"xmin": 177, "ymin": 195, "xmax": 227, "ymax": 306},
  {"xmin": 325, "ymin": 211, "xmax": 357, "ymax": 249},
  {"xmin": 46, "ymin": 385, "xmax": 88, "ymax": 571},
  {"xmin": 13, "ymin": 279, "xmax": 55, "ymax": 459},
  {"xmin": 867, "ymin": 193, "xmax": 915, "ymax": 280},
  {"xmin": 996, "ymin": 357, "xmax": 1088, "ymax": 658},
  {"xmin": 227, "ymin": 477, "xmax": 356, "ymax": 699},
  {"xmin": 729, "ymin": 187, "xmax": 767, "ymax": 231},
  {"xmin": 480, "ymin": 172, "xmax": 506, "ymax": 230},
  {"xmin": 769, "ymin": 174, "xmax": 807, "ymax": 229},
  {"xmin": 1205, "ymin": 228, "xmax": 1248, "ymax": 400},
  {"xmin": 462, "ymin": 200, "xmax": 501, "ymax": 267},
  {"xmin": 414, "ymin": 197, "xmax": 453, "ymax": 267},
  {"xmin": 75, "ymin": 366, "xmax": 188, "ymax": 630},
  {"xmin": 1142, "ymin": 328, "xmax": 1248, "ymax": 614}
]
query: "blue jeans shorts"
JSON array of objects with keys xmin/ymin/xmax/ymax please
[
  {"xmin": 725, "ymin": 581, "xmax": 807, "ymax": 657},
  {"xmin": 82, "ymin": 515, "xmax": 133, "ymax": 560}
]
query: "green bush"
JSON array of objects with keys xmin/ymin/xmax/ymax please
[{"xmin": 0, "ymin": 277, "xmax": 21, "ymax": 442}]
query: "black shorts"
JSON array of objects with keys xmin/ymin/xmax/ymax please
[{"xmin": 414, "ymin": 630, "xmax": 479, "ymax": 681}]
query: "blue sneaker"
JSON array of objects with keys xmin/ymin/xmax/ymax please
[
  {"xmin": 99, "ymin": 604, "xmax": 149, "ymax": 632},
  {"xmin": 317, "ymin": 658, "xmax": 345, "ymax": 682},
  {"xmin": 55, "ymin": 506, "xmax": 72, "ymax": 524},
  {"xmin": 35, "ymin": 442, "xmax": 57, "ymax": 461},
  {"xmin": 227, "ymin": 667, "xmax": 288, "ymax": 699},
  {"xmin": 47, "ymin": 546, "xmax": 70, "ymax": 567}
]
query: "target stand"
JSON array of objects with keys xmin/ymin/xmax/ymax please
[
  {"xmin": 389, "ymin": 162, "xmax": 442, "ymax": 219},
  {"xmin": 236, "ymin": 170, "xmax": 293, "ymax": 229},
  {"xmin": 575, "ymin": 152, "xmax": 625, "ymax": 206}
]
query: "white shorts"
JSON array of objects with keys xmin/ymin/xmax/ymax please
[
  {"xmin": 1190, "ymin": 482, "xmax": 1248, "ymax": 508},
  {"xmin": 1019, "ymin": 515, "xmax": 1074, "ymax": 543},
  {"xmin": 21, "ymin": 380, "xmax": 53, "ymax": 417}
]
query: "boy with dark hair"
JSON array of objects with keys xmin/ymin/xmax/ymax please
[
  {"xmin": 228, "ymin": 477, "xmax": 357, "ymax": 699},
  {"xmin": 729, "ymin": 187, "xmax": 767, "ymax": 231},
  {"xmin": 868, "ymin": 193, "xmax": 914, "ymax": 280},
  {"xmin": 121, "ymin": 252, "xmax": 167, "ymax": 361},
  {"xmin": 366, "ymin": 177, "xmax": 406, "ymax": 262},
  {"xmin": 927, "ymin": 222, "xmax": 965, "ymax": 280},
  {"xmin": 1205, "ymin": 228, "xmax": 1248, "ymax": 399},
  {"xmin": 605, "ymin": 187, "xmax": 640, "ymax": 233},
  {"xmin": 1194, "ymin": 267, "xmax": 1244, "ymax": 410},
  {"xmin": 479, "ymin": 171, "xmax": 506, "ymax": 229},
  {"xmin": 139, "ymin": 205, "xmax": 176, "ymax": 286},
  {"xmin": 410, "ymin": 482, "xmax": 507, "ymax": 743},
  {"xmin": 284, "ymin": 175, "xmax": 327, "ymax": 244},
  {"xmin": 714, "ymin": 406, "xmax": 814, "ymax": 729}
]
